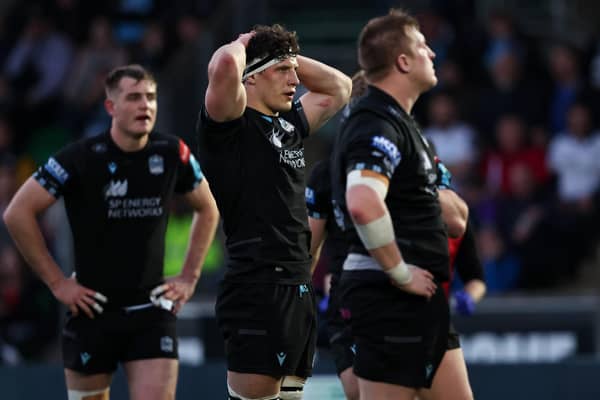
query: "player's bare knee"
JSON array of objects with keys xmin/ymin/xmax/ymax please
[
  {"xmin": 279, "ymin": 376, "xmax": 305, "ymax": 400},
  {"xmin": 67, "ymin": 387, "xmax": 110, "ymax": 400}
]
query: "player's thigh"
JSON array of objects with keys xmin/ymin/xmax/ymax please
[
  {"xmin": 417, "ymin": 348, "xmax": 473, "ymax": 400},
  {"xmin": 339, "ymin": 367, "xmax": 359, "ymax": 400},
  {"xmin": 358, "ymin": 377, "xmax": 416, "ymax": 400},
  {"xmin": 64, "ymin": 368, "xmax": 112, "ymax": 391},
  {"xmin": 124, "ymin": 358, "xmax": 178, "ymax": 400},
  {"xmin": 227, "ymin": 371, "xmax": 281, "ymax": 398}
]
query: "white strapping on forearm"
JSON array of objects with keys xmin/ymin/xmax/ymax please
[{"xmin": 355, "ymin": 211, "xmax": 395, "ymax": 249}]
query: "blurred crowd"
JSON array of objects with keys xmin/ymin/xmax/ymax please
[{"xmin": 0, "ymin": 0, "xmax": 598, "ymax": 364}]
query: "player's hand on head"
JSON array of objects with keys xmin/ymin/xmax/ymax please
[
  {"xmin": 51, "ymin": 276, "xmax": 108, "ymax": 319},
  {"xmin": 453, "ymin": 289, "xmax": 475, "ymax": 316},
  {"xmin": 392, "ymin": 265, "xmax": 437, "ymax": 299},
  {"xmin": 237, "ymin": 31, "xmax": 255, "ymax": 47}
]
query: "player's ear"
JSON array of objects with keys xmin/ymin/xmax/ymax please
[
  {"xmin": 104, "ymin": 98, "xmax": 115, "ymax": 116},
  {"xmin": 396, "ymin": 54, "xmax": 410, "ymax": 74},
  {"xmin": 245, "ymin": 75, "xmax": 257, "ymax": 86}
]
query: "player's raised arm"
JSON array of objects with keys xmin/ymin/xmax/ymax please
[
  {"xmin": 204, "ymin": 32, "xmax": 254, "ymax": 122},
  {"xmin": 297, "ymin": 55, "xmax": 352, "ymax": 134}
]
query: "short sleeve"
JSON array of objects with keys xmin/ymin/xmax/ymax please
[
  {"xmin": 306, "ymin": 161, "xmax": 331, "ymax": 219},
  {"xmin": 344, "ymin": 116, "xmax": 404, "ymax": 179},
  {"xmin": 33, "ymin": 143, "xmax": 80, "ymax": 198},
  {"xmin": 175, "ymin": 139, "xmax": 204, "ymax": 193},
  {"xmin": 196, "ymin": 105, "xmax": 245, "ymax": 146}
]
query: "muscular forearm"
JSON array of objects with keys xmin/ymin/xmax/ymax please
[
  {"xmin": 179, "ymin": 207, "xmax": 219, "ymax": 283},
  {"xmin": 3, "ymin": 209, "xmax": 64, "ymax": 290},
  {"xmin": 438, "ymin": 189, "xmax": 468, "ymax": 238},
  {"xmin": 297, "ymin": 55, "xmax": 351, "ymax": 104},
  {"xmin": 207, "ymin": 41, "xmax": 247, "ymax": 84}
]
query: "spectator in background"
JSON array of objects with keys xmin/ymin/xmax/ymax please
[
  {"xmin": 548, "ymin": 101, "xmax": 600, "ymax": 205},
  {"xmin": 63, "ymin": 16, "xmax": 127, "ymax": 138},
  {"xmin": 547, "ymin": 101, "xmax": 600, "ymax": 270},
  {"xmin": 3, "ymin": 6, "xmax": 73, "ymax": 150},
  {"xmin": 476, "ymin": 224, "xmax": 521, "ymax": 293},
  {"xmin": 0, "ymin": 243, "xmax": 59, "ymax": 363},
  {"xmin": 546, "ymin": 42, "xmax": 596, "ymax": 134},
  {"xmin": 424, "ymin": 91, "xmax": 478, "ymax": 190},
  {"xmin": 130, "ymin": 21, "xmax": 168, "ymax": 75},
  {"xmin": 475, "ymin": 43, "xmax": 546, "ymax": 144},
  {"xmin": 496, "ymin": 163, "xmax": 562, "ymax": 288},
  {"xmin": 160, "ymin": 15, "xmax": 213, "ymax": 156},
  {"xmin": 481, "ymin": 114, "xmax": 549, "ymax": 197}
]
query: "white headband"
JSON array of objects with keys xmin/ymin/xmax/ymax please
[{"xmin": 242, "ymin": 53, "xmax": 297, "ymax": 81}]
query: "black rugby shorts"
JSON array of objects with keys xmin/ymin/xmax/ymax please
[
  {"xmin": 62, "ymin": 306, "xmax": 178, "ymax": 374},
  {"xmin": 216, "ymin": 280, "xmax": 317, "ymax": 378},
  {"xmin": 340, "ymin": 276, "xmax": 449, "ymax": 388}
]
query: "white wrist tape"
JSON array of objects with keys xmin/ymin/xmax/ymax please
[
  {"xmin": 385, "ymin": 259, "xmax": 413, "ymax": 285},
  {"xmin": 355, "ymin": 211, "xmax": 395, "ymax": 249},
  {"xmin": 347, "ymin": 169, "xmax": 388, "ymax": 200},
  {"xmin": 68, "ymin": 388, "xmax": 110, "ymax": 400}
]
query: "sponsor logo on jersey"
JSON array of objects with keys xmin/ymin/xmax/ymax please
[
  {"xmin": 371, "ymin": 136, "xmax": 401, "ymax": 168},
  {"xmin": 105, "ymin": 180, "xmax": 128, "ymax": 197},
  {"xmin": 160, "ymin": 336, "xmax": 174, "ymax": 353},
  {"xmin": 279, "ymin": 148, "xmax": 305, "ymax": 169},
  {"xmin": 44, "ymin": 157, "xmax": 69, "ymax": 184},
  {"xmin": 178, "ymin": 139, "xmax": 190, "ymax": 164},
  {"xmin": 305, "ymin": 187, "xmax": 315, "ymax": 204},
  {"xmin": 148, "ymin": 154, "xmax": 164, "ymax": 175}
]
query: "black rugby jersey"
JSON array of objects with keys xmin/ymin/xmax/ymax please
[
  {"xmin": 331, "ymin": 86, "xmax": 449, "ymax": 281},
  {"xmin": 305, "ymin": 159, "xmax": 349, "ymax": 278},
  {"xmin": 197, "ymin": 100, "xmax": 312, "ymax": 283},
  {"xmin": 34, "ymin": 131, "xmax": 203, "ymax": 306}
]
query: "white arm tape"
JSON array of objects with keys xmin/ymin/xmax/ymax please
[
  {"xmin": 347, "ymin": 169, "xmax": 388, "ymax": 200},
  {"xmin": 385, "ymin": 259, "xmax": 413, "ymax": 285},
  {"xmin": 355, "ymin": 211, "xmax": 395, "ymax": 249}
]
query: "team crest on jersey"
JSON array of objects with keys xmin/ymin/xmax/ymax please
[
  {"xmin": 269, "ymin": 127, "xmax": 286, "ymax": 148},
  {"xmin": 148, "ymin": 154, "xmax": 164, "ymax": 175},
  {"xmin": 108, "ymin": 162, "xmax": 117, "ymax": 174}
]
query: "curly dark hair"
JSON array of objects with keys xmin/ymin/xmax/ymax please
[{"xmin": 246, "ymin": 24, "xmax": 300, "ymax": 62}]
